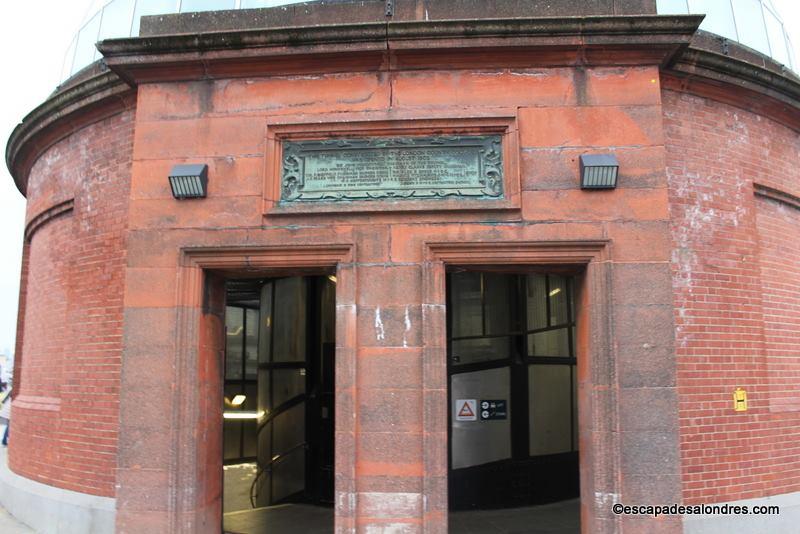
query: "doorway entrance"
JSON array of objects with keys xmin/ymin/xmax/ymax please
[
  {"xmin": 222, "ymin": 275, "xmax": 335, "ymax": 533},
  {"xmin": 447, "ymin": 270, "xmax": 579, "ymax": 525}
]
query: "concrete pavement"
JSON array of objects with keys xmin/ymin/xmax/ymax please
[{"xmin": 0, "ymin": 495, "xmax": 32, "ymax": 533}]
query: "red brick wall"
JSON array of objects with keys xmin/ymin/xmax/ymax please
[
  {"xmin": 9, "ymin": 109, "xmax": 134, "ymax": 497},
  {"xmin": 663, "ymin": 88, "xmax": 800, "ymax": 503},
  {"xmin": 757, "ymin": 197, "xmax": 800, "ymax": 413}
]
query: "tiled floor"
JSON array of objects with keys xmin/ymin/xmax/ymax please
[
  {"xmin": 223, "ymin": 499, "xmax": 580, "ymax": 534},
  {"xmin": 450, "ymin": 499, "xmax": 580, "ymax": 534},
  {"xmin": 224, "ymin": 462, "xmax": 258, "ymax": 513},
  {"xmin": 224, "ymin": 503, "xmax": 332, "ymax": 534}
]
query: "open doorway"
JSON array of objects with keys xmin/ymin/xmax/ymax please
[
  {"xmin": 447, "ymin": 270, "xmax": 580, "ymax": 533},
  {"xmin": 222, "ymin": 275, "xmax": 335, "ymax": 534}
]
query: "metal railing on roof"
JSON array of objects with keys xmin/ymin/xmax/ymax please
[{"xmin": 60, "ymin": 0, "xmax": 798, "ymax": 83}]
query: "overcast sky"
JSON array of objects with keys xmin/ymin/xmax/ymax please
[{"xmin": 0, "ymin": 0, "xmax": 798, "ymax": 359}]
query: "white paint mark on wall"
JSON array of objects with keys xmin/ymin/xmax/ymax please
[
  {"xmin": 360, "ymin": 492, "xmax": 423, "ymax": 518},
  {"xmin": 594, "ymin": 491, "xmax": 620, "ymax": 511},
  {"xmin": 374, "ymin": 307, "xmax": 385, "ymax": 341},
  {"xmin": 402, "ymin": 306, "xmax": 411, "ymax": 348}
]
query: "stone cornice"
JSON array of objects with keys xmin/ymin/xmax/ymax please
[
  {"xmin": 5, "ymin": 69, "xmax": 135, "ymax": 195},
  {"xmin": 7, "ymin": 13, "xmax": 800, "ymax": 197},
  {"xmin": 98, "ymin": 16, "xmax": 703, "ymax": 85}
]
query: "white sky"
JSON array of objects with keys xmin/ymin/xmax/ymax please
[{"xmin": 0, "ymin": 1, "xmax": 798, "ymax": 358}]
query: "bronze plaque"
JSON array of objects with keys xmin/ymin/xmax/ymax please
[{"xmin": 280, "ymin": 135, "xmax": 503, "ymax": 202}]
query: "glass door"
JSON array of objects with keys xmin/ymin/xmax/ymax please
[
  {"xmin": 448, "ymin": 271, "xmax": 578, "ymax": 510},
  {"xmin": 249, "ymin": 275, "xmax": 336, "ymax": 507}
]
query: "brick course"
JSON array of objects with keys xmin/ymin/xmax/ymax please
[{"xmin": 9, "ymin": 110, "xmax": 134, "ymax": 497}]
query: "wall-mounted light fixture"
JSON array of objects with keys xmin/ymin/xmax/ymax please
[
  {"xmin": 169, "ymin": 164, "xmax": 208, "ymax": 199},
  {"xmin": 579, "ymin": 154, "xmax": 619, "ymax": 189}
]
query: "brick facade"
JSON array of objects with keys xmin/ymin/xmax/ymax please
[
  {"xmin": 9, "ymin": 110, "xmax": 134, "ymax": 497},
  {"xmin": 663, "ymin": 90, "xmax": 800, "ymax": 503}
]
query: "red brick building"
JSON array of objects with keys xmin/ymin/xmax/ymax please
[{"xmin": 3, "ymin": 1, "xmax": 799, "ymax": 533}]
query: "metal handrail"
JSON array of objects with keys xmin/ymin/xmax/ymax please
[{"xmin": 249, "ymin": 440, "xmax": 309, "ymax": 508}]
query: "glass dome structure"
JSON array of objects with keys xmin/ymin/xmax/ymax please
[
  {"xmin": 657, "ymin": 0, "xmax": 796, "ymax": 69},
  {"xmin": 60, "ymin": 0, "xmax": 797, "ymax": 83},
  {"xmin": 60, "ymin": 0, "xmax": 311, "ymax": 81}
]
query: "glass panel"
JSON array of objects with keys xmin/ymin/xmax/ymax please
[
  {"xmin": 548, "ymin": 275, "xmax": 569, "ymax": 326},
  {"xmin": 526, "ymin": 274, "xmax": 547, "ymax": 330},
  {"xmin": 225, "ymin": 307, "xmax": 244, "ymax": 379},
  {"xmin": 98, "ymin": 0, "xmax": 136, "ymax": 40},
  {"xmin": 61, "ymin": 37, "xmax": 78, "ymax": 82},
  {"xmin": 484, "ymin": 274, "xmax": 511, "ymax": 335},
  {"xmin": 731, "ymin": 0, "xmax": 770, "ymax": 56},
  {"xmin": 529, "ymin": 365, "xmax": 572, "ymax": 456},
  {"xmin": 258, "ymin": 368, "xmax": 271, "ymax": 412},
  {"xmin": 242, "ymin": 383, "xmax": 258, "ymax": 458},
  {"xmin": 764, "ymin": 8, "xmax": 790, "ymax": 66},
  {"xmin": 451, "ymin": 367, "xmax": 511, "ymax": 469},
  {"xmin": 271, "ymin": 447, "xmax": 305, "ymax": 503},
  {"xmin": 528, "ymin": 328, "xmax": 569, "ymax": 357},
  {"xmin": 273, "ymin": 368, "xmax": 305, "ymax": 408},
  {"xmin": 245, "ymin": 309, "xmax": 259, "ymax": 379},
  {"xmin": 689, "ymin": 0, "xmax": 738, "ymax": 40},
  {"xmin": 242, "ymin": 420, "xmax": 257, "ymax": 458},
  {"xmin": 73, "ymin": 11, "xmax": 103, "ymax": 74},
  {"xmin": 223, "ymin": 383, "xmax": 242, "ymax": 461},
  {"xmin": 320, "ymin": 276, "xmax": 336, "ymax": 344},
  {"xmin": 181, "ymin": 0, "xmax": 236, "ymax": 13},
  {"xmin": 223, "ymin": 420, "xmax": 242, "ymax": 461},
  {"xmin": 451, "ymin": 337, "xmax": 509, "ymax": 366},
  {"xmin": 451, "ymin": 272, "xmax": 482, "ymax": 338},
  {"xmin": 244, "ymin": 383, "xmax": 258, "ymax": 409},
  {"xmin": 572, "ymin": 365, "xmax": 578, "ymax": 451},
  {"xmin": 273, "ymin": 277, "xmax": 307, "ymax": 362},
  {"xmin": 273, "ymin": 403, "xmax": 305, "ymax": 456},
  {"xmin": 656, "ymin": 0, "xmax": 689, "ymax": 14},
  {"xmin": 259, "ymin": 281, "xmax": 273, "ymax": 364},
  {"xmin": 255, "ymin": 422, "xmax": 272, "ymax": 505},
  {"xmin": 132, "ymin": 0, "xmax": 178, "ymax": 36}
]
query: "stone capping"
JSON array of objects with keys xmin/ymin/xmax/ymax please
[
  {"xmin": 671, "ymin": 46, "xmax": 800, "ymax": 110},
  {"xmin": 23, "ymin": 199, "xmax": 74, "ymax": 242},
  {"xmin": 754, "ymin": 183, "xmax": 800, "ymax": 212}
]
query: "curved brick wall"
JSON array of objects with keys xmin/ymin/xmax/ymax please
[
  {"xmin": 663, "ymin": 89, "xmax": 800, "ymax": 503},
  {"xmin": 9, "ymin": 110, "xmax": 134, "ymax": 497}
]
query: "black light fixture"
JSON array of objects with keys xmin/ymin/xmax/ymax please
[
  {"xmin": 169, "ymin": 164, "xmax": 208, "ymax": 199},
  {"xmin": 579, "ymin": 154, "xmax": 619, "ymax": 189}
]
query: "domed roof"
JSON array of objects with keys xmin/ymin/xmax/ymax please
[{"xmin": 657, "ymin": 0, "xmax": 795, "ymax": 70}]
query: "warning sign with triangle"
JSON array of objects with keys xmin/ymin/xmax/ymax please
[{"xmin": 455, "ymin": 399, "xmax": 477, "ymax": 421}]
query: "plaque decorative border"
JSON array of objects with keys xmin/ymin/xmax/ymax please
[
  {"xmin": 263, "ymin": 113, "xmax": 521, "ymax": 215},
  {"xmin": 280, "ymin": 135, "xmax": 503, "ymax": 202}
]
